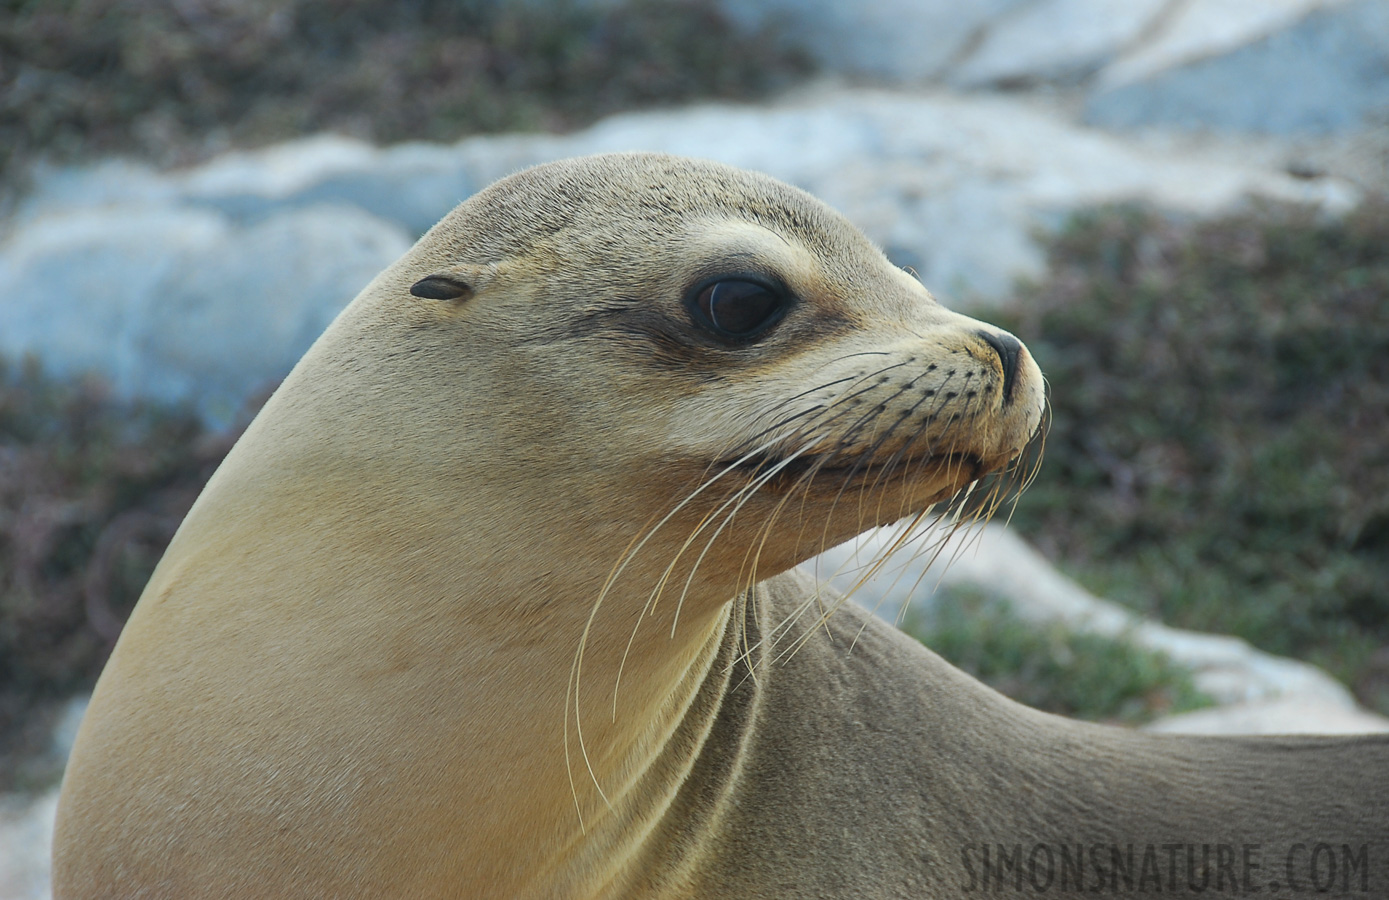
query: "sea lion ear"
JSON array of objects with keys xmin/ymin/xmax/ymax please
[
  {"xmin": 409, "ymin": 274, "xmax": 473, "ymax": 302},
  {"xmin": 409, "ymin": 264, "xmax": 495, "ymax": 302}
]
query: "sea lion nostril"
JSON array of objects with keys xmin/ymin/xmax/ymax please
[{"xmin": 978, "ymin": 330, "xmax": 1022, "ymax": 402}]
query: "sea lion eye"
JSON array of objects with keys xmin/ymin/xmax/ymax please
[{"xmin": 690, "ymin": 279, "xmax": 788, "ymax": 342}]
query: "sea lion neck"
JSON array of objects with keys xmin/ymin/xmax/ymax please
[{"xmin": 77, "ymin": 376, "xmax": 747, "ymax": 897}]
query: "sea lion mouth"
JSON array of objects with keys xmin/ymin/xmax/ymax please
[{"xmin": 722, "ymin": 447, "xmax": 988, "ymax": 494}]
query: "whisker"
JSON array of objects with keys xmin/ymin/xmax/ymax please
[
  {"xmin": 667, "ymin": 447, "xmax": 815, "ymax": 638},
  {"xmin": 575, "ymin": 350, "xmax": 1047, "ymax": 826},
  {"xmin": 606, "ymin": 437, "xmax": 820, "ymax": 715}
]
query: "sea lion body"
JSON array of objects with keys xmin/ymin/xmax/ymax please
[{"xmin": 53, "ymin": 154, "xmax": 1387, "ymax": 898}]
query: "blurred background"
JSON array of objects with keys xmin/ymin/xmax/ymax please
[{"xmin": 1, "ymin": 0, "xmax": 1387, "ymax": 891}]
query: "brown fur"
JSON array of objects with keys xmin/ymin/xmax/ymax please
[{"xmin": 53, "ymin": 154, "xmax": 1386, "ymax": 898}]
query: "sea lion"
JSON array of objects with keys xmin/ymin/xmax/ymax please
[{"xmin": 53, "ymin": 154, "xmax": 1387, "ymax": 899}]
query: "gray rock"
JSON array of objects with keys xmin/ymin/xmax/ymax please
[
  {"xmin": 0, "ymin": 789, "xmax": 56, "ymax": 900},
  {"xmin": 185, "ymin": 140, "xmax": 478, "ymax": 235},
  {"xmin": 1097, "ymin": 0, "xmax": 1343, "ymax": 87},
  {"xmin": 48, "ymin": 697, "xmax": 88, "ymax": 766},
  {"xmin": 0, "ymin": 88, "xmax": 1362, "ymax": 424},
  {"xmin": 16, "ymin": 137, "xmax": 476, "ymax": 238},
  {"xmin": 0, "ymin": 205, "xmax": 230, "ymax": 394},
  {"xmin": 9, "ymin": 159, "xmax": 176, "ymax": 230},
  {"xmin": 719, "ymin": 0, "xmax": 1031, "ymax": 82},
  {"xmin": 807, "ymin": 522, "xmax": 1372, "ymax": 714},
  {"xmin": 531, "ymin": 90, "xmax": 1356, "ymax": 302},
  {"xmin": 1088, "ymin": 0, "xmax": 1389, "ymax": 133},
  {"xmin": 137, "ymin": 204, "xmax": 411, "ymax": 421},
  {"xmin": 954, "ymin": 0, "xmax": 1171, "ymax": 87},
  {"xmin": 0, "ymin": 202, "xmax": 410, "ymax": 424},
  {"xmin": 712, "ymin": 0, "xmax": 1389, "ymax": 138},
  {"xmin": 1149, "ymin": 698, "xmax": 1389, "ymax": 735}
]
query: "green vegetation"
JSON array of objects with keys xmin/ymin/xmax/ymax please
[
  {"xmin": 0, "ymin": 0, "xmax": 812, "ymax": 190},
  {"xmin": 905, "ymin": 586, "xmax": 1210, "ymax": 724},
  {"xmin": 996, "ymin": 200, "xmax": 1389, "ymax": 715},
  {"xmin": 0, "ymin": 360, "xmax": 236, "ymax": 789}
]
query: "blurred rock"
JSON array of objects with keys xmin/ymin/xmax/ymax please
[
  {"xmin": 0, "ymin": 789, "xmax": 55, "ymax": 900},
  {"xmin": 954, "ymin": 0, "xmax": 1170, "ymax": 87},
  {"xmin": 1148, "ymin": 698, "xmax": 1389, "ymax": 735},
  {"xmin": 183, "ymin": 138, "xmax": 479, "ymax": 235},
  {"xmin": 0, "ymin": 205, "xmax": 228, "ymax": 395},
  {"xmin": 1088, "ymin": 0, "xmax": 1389, "ymax": 132},
  {"xmin": 720, "ymin": 0, "xmax": 1030, "ymax": 82},
  {"xmin": 1096, "ymin": 0, "xmax": 1345, "ymax": 88},
  {"xmin": 0, "ymin": 202, "xmax": 410, "ymax": 424},
  {"xmin": 47, "ymin": 697, "xmax": 87, "ymax": 769},
  {"xmin": 137, "ymin": 205, "xmax": 411, "ymax": 423},
  {"xmin": 808, "ymin": 522, "xmax": 1375, "ymax": 714},
  {"xmin": 3, "ymin": 88, "xmax": 1357, "ymax": 426},
  {"xmin": 14, "ymin": 136, "xmax": 477, "ymax": 238},
  {"xmin": 712, "ymin": 0, "xmax": 1389, "ymax": 136}
]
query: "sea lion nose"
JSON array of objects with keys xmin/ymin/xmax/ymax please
[{"xmin": 977, "ymin": 330, "xmax": 1022, "ymax": 402}]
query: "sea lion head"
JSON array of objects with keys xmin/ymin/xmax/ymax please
[{"xmin": 349, "ymin": 153, "xmax": 1044, "ymax": 592}]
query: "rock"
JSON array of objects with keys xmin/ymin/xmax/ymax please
[
  {"xmin": 1097, "ymin": 0, "xmax": 1342, "ymax": 87},
  {"xmin": 0, "ymin": 698, "xmax": 85, "ymax": 900},
  {"xmin": 713, "ymin": 0, "xmax": 1389, "ymax": 137},
  {"xmin": 954, "ymin": 0, "xmax": 1171, "ymax": 87},
  {"xmin": 807, "ymin": 522, "xmax": 1369, "ymax": 712},
  {"xmin": 0, "ymin": 789, "xmax": 57, "ymax": 900},
  {"xmin": 1148, "ymin": 698, "xmax": 1389, "ymax": 735},
  {"xmin": 183, "ymin": 138, "xmax": 479, "ymax": 236},
  {"xmin": 48, "ymin": 697, "xmax": 87, "ymax": 767},
  {"xmin": 502, "ymin": 90, "xmax": 1359, "ymax": 297},
  {"xmin": 719, "ymin": 0, "xmax": 1031, "ymax": 82},
  {"xmin": 0, "ymin": 205, "xmax": 230, "ymax": 393},
  {"xmin": 16, "ymin": 136, "xmax": 476, "ymax": 238},
  {"xmin": 0, "ymin": 203, "xmax": 411, "ymax": 424},
  {"xmin": 1088, "ymin": 0, "xmax": 1389, "ymax": 133},
  {"xmin": 1, "ymin": 88, "xmax": 1361, "ymax": 421},
  {"xmin": 716, "ymin": 0, "xmax": 1389, "ymax": 138},
  {"xmin": 136, "ymin": 204, "xmax": 412, "ymax": 422}
]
